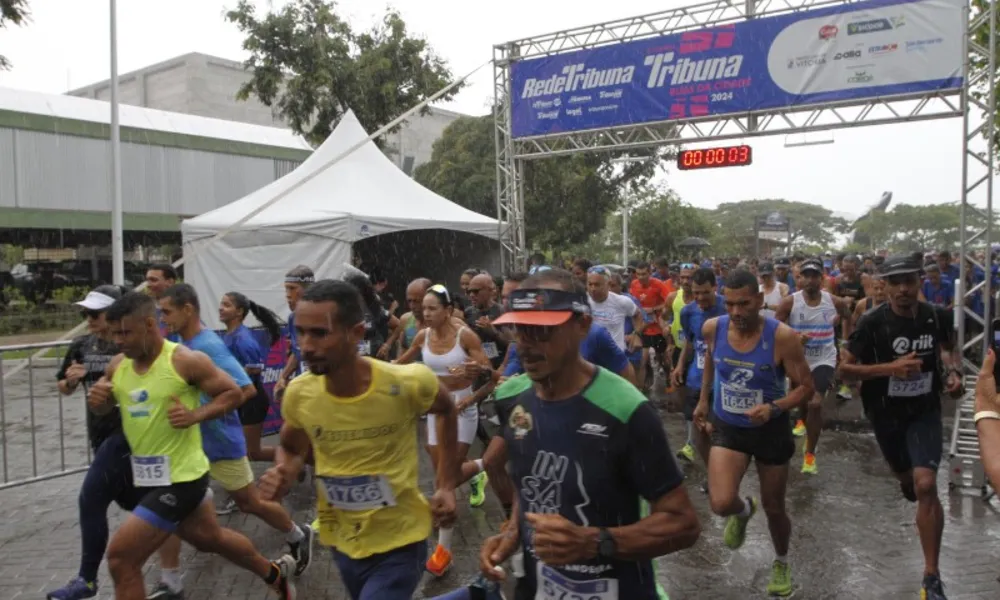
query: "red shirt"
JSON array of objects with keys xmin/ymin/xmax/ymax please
[{"xmin": 629, "ymin": 278, "xmax": 672, "ymax": 335}]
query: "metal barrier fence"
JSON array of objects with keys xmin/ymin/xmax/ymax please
[{"xmin": 0, "ymin": 341, "xmax": 92, "ymax": 490}]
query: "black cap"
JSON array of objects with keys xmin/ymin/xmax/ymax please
[
  {"xmin": 775, "ymin": 256, "xmax": 791, "ymax": 267},
  {"xmin": 879, "ymin": 254, "xmax": 923, "ymax": 277},
  {"xmin": 758, "ymin": 262, "xmax": 774, "ymax": 275},
  {"xmin": 799, "ymin": 258, "xmax": 824, "ymax": 274}
]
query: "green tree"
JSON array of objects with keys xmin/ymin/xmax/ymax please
[
  {"xmin": 707, "ymin": 199, "xmax": 848, "ymax": 251},
  {"xmin": 226, "ymin": 0, "xmax": 461, "ymax": 147},
  {"xmin": 628, "ymin": 187, "xmax": 712, "ymax": 260},
  {"xmin": 970, "ymin": 0, "xmax": 999, "ymax": 162},
  {"xmin": 0, "ymin": 0, "xmax": 30, "ymax": 70},
  {"xmin": 414, "ymin": 115, "xmax": 664, "ymax": 250}
]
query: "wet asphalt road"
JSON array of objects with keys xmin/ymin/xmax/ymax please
[{"xmin": 0, "ymin": 360, "xmax": 999, "ymax": 599}]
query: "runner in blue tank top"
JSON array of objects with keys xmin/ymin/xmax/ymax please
[
  {"xmin": 672, "ymin": 267, "xmax": 726, "ymax": 470},
  {"xmin": 692, "ymin": 269, "xmax": 814, "ymax": 598}
]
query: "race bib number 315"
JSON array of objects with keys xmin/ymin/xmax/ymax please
[
  {"xmin": 131, "ymin": 455, "xmax": 171, "ymax": 487},
  {"xmin": 320, "ymin": 474, "xmax": 397, "ymax": 511},
  {"xmin": 536, "ymin": 564, "xmax": 618, "ymax": 600}
]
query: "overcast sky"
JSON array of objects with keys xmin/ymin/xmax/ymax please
[{"xmin": 0, "ymin": 0, "xmax": 992, "ymax": 218}]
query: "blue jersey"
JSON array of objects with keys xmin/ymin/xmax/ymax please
[
  {"xmin": 711, "ymin": 316, "xmax": 786, "ymax": 428},
  {"xmin": 184, "ymin": 329, "xmax": 251, "ymax": 462},
  {"xmin": 680, "ymin": 295, "xmax": 727, "ymax": 392},
  {"xmin": 921, "ymin": 279, "xmax": 954, "ymax": 308},
  {"xmin": 287, "ymin": 311, "xmax": 304, "ymax": 375},
  {"xmin": 504, "ymin": 323, "xmax": 629, "ymax": 377},
  {"xmin": 222, "ymin": 324, "xmax": 266, "ymax": 370},
  {"xmin": 622, "ymin": 293, "xmax": 644, "ymax": 365}
]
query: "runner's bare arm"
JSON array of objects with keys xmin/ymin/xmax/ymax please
[
  {"xmin": 835, "ymin": 296, "xmax": 854, "ymax": 339},
  {"xmin": 773, "ymin": 295, "xmax": 795, "ymax": 323},
  {"xmin": 277, "ymin": 354, "xmax": 299, "ymax": 386},
  {"xmin": 427, "ymin": 383, "xmax": 459, "ymax": 491},
  {"xmin": 385, "ymin": 311, "xmax": 410, "ymax": 348},
  {"xmin": 87, "ymin": 354, "xmax": 126, "ymax": 415},
  {"xmin": 774, "ymin": 324, "xmax": 814, "ymax": 412},
  {"xmin": 173, "ymin": 349, "xmax": 243, "ymax": 423},
  {"xmin": 591, "ymin": 484, "xmax": 700, "ymax": 561},
  {"xmin": 779, "ymin": 282, "xmax": 789, "ymax": 298},
  {"xmin": 275, "ymin": 421, "xmax": 310, "ymax": 483},
  {"xmin": 460, "ymin": 327, "xmax": 492, "ymax": 369},
  {"xmin": 393, "ymin": 329, "xmax": 426, "ymax": 364}
]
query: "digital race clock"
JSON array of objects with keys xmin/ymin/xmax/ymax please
[{"xmin": 677, "ymin": 145, "xmax": 753, "ymax": 171}]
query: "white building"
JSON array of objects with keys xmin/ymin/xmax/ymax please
[{"xmin": 68, "ymin": 52, "xmax": 465, "ymax": 175}]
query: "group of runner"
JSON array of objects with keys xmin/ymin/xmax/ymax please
[{"xmin": 44, "ymin": 247, "xmax": 970, "ymax": 600}]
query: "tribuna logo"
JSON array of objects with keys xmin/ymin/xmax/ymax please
[
  {"xmin": 520, "ymin": 63, "xmax": 636, "ymax": 99},
  {"xmin": 643, "ymin": 52, "xmax": 744, "ymax": 88},
  {"xmin": 519, "ymin": 52, "xmax": 743, "ymax": 99}
]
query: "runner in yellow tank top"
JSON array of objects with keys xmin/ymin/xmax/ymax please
[
  {"xmin": 663, "ymin": 265, "xmax": 695, "ymax": 390},
  {"xmin": 258, "ymin": 279, "xmax": 461, "ymax": 600},
  {"xmin": 86, "ymin": 292, "xmax": 296, "ymax": 600}
]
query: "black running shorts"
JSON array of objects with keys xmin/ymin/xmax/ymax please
[
  {"xmin": 710, "ymin": 412, "xmax": 795, "ymax": 466},
  {"xmin": 641, "ymin": 333, "xmax": 668, "ymax": 354},
  {"xmin": 238, "ymin": 375, "xmax": 272, "ymax": 426},
  {"xmin": 867, "ymin": 407, "xmax": 943, "ymax": 474},
  {"xmin": 134, "ymin": 474, "xmax": 210, "ymax": 533}
]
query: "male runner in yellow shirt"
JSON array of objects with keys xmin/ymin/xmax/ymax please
[{"xmin": 259, "ymin": 279, "xmax": 460, "ymax": 600}]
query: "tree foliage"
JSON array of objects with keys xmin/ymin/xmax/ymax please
[
  {"xmin": 970, "ymin": 0, "xmax": 1000, "ymax": 163},
  {"xmin": 414, "ymin": 115, "xmax": 665, "ymax": 251},
  {"xmin": 226, "ymin": 0, "xmax": 461, "ymax": 147},
  {"xmin": 705, "ymin": 199, "xmax": 848, "ymax": 253},
  {"xmin": 848, "ymin": 202, "xmax": 992, "ymax": 252},
  {"xmin": 628, "ymin": 187, "xmax": 712, "ymax": 260},
  {"xmin": 0, "ymin": 0, "xmax": 30, "ymax": 70}
]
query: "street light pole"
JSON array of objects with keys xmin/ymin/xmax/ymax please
[
  {"xmin": 109, "ymin": 0, "xmax": 125, "ymax": 286},
  {"xmin": 622, "ymin": 200, "xmax": 629, "ymax": 266}
]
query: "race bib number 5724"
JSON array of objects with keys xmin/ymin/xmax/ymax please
[{"xmin": 536, "ymin": 564, "xmax": 618, "ymax": 600}]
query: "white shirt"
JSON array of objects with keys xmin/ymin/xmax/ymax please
[{"xmin": 589, "ymin": 292, "xmax": 639, "ymax": 350}]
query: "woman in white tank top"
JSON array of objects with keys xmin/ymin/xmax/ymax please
[{"xmin": 394, "ymin": 284, "xmax": 492, "ymax": 574}]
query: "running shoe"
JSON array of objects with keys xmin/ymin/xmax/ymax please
[
  {"xmin": 146, "ymin": 582, "xmax": 184, "ymax": 600},
  {"xmin": 766, "ymin": 560, "xmax": 793, "ymax": 596},
  {"xmin": 46, "ymin": 577, "xmax": 97, "ymax": 600},
  {"xmin": 269, "ymin": 555, "xmax": 297, "ymax": 600},
  {"xmin": 426, "ymin": 543, "xmax": 454, "ymax": 577},
  {"xmin": 288, "ymin": 522, "xmax": 315, "ymax": 577},
  {"xmin": 676, "ymin": 443, "xmax": 695, "ymax": 463},
  {"xmin": 469, "ymin": 471, "xmax": 489, "ymax": 508},
  {"xmin": 723, "ymin": 496, "xmax": 756, "ymax": 550},
  {"xmin": 310, "ymin": 517, "xmax": 320, "ymax": 532},
  {"xmin": 792, "ymin": 420, "xmax": 806, "ymax": 437},
  {"xmin": 836, "ymin": 384, "xmax": 852, "ymax": 400},
  {"xmin": 427, "ymin": 575, "xmax": 507, "ymax": 600},
  {"xmin": 215, "ymin": 498, "xmax": 238, "ymax": 516},
  {"xmin": 921, "ymin": 573, "xmax": 947, "ymax": 600},
  {"xmin": 801, "ymin": 452, "xmax": 818, "ymax": 475}
]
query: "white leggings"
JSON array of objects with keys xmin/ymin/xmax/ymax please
[{"xmin": 426, "ymin": 387, "xmax": 478, "ymax": 446}]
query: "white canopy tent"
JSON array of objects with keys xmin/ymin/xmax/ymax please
[{"xmin": 181, "ymin": 110, "xmax": 500, "ymax": 328}]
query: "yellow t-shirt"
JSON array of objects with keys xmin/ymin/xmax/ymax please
[{"xmin": 282, "ymin": 358, "xmax": 439, "ymax": 559}]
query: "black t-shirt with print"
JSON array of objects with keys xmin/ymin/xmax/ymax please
[
  {"xmin": 847, "ymin": 301, "xmax": 952, "ymax": 417},
  {"xmin": 360, "ymin": 305, "xmax": 392, "ymax": 357},
  {"xmin": 464, "ymin": 302, "xmax": 508, "ymax": 370},
  {"xmin": 495, "ymin": 368, "xmax": 683, "ymax": 600},
  {"xmin": 56, "ymin": 334, "xmax": 121, "ymax": 449}
]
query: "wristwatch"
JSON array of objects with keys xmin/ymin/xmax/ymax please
[{"xmin": 597, "ymin": 528, "xmax": 617, "ymax": 559}]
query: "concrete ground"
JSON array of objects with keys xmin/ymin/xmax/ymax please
[{"xmin": 0, "ymin": 361, "xmax": 998, "ymax": 599}]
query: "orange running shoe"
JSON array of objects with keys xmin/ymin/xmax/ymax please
[{"xmin": 425, "ymin": 543, "xmax": 453, "ymax": 577}]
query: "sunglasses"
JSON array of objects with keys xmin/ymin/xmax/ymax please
[
  {"xmin": 680, "ymin": 263, "xmax": 696, "ymax": 270},
  {"xmin": 513, "ymin": 324, "xmax": 559, "ymax": 342},
  {"xmin": 468, "ymin": 288, "xmax": 481, "ymax": 295},
  {"xmin": 81, "ymin": 309, "xmax": 102, "ymax": 320}
]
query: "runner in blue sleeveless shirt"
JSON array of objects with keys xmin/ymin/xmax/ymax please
[
  {"xmin": 693, "ymin": 268, "xmax": 813, "ymax": 598},
  {"xmin": 275, "ymin": 265, "xmax": 314, "ymax": 398},
  {"xmin": 672, "ymin": 268, "xmax": 726, "ymax": 470}
]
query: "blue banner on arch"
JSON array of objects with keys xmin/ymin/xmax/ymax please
[{"xmin": 509, "ymin": 0, "xmax": 964, "ymax": 139}]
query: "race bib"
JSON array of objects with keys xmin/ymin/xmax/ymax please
[
  {"xmin": 357, "ymin": 340, "xmax": 371, "ymax": 356},
  {"xmin": 536, "ymin": 564, "xmax": 618, "ymax": 600},
  {"xmin": 483, "ymin": 342, "xmax": 499, "ymax": 359},
  {"xmin": 720, "ymin": 384, "xmax": 763, "ymax": 414},
  {"xmin": 888, "ymin": 372, "xmax": 933, "ymax": 398},
  {"xmin": 131, "ymin": 455, "xmax": 171, "ymax": 487},
  {"xmin": 320, "ymin": 474, "xmax": 397, "ymax": 511},
  {"xmin": 805, "ymin": 345, "xmax": 824, "ymax": 359}
]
